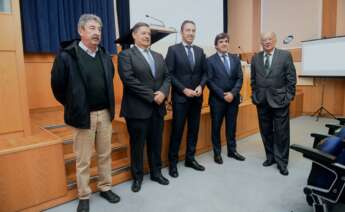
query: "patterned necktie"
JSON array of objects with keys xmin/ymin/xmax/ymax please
[
  {"xmin": 222, "ymin": 54, "xmax": 231, "ymax": 76},
  {"xmin": 186, "ymin": 45, "xmax": 195, "ymax": 70},
  {"xmin": 144, "ymin": 49, "xmax": 156, "ymax": 77},
  {"xmin": 264, "ymin": 53, "xmax": 271, "ymax": 74}
]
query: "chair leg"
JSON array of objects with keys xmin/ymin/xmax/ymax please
[
  {"xmin": 313, "ymin": 203, "xmax": 328, "ymax": 212},
  {"xmin": 311, "ymin": 195, "xmax": 330, "ymax": 212}
]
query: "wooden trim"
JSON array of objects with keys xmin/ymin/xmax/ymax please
[
  {"xmin": 239, "ymin": 47, "xmax": 301, "ymax": 63},
  {"xmin": 13, "ymin": 0, "xmax": 31, "ymax": 136},
  {"xmin": 24, "ymin": 53, "xmax": 55, "ymax": 63},
  {"xmin": 252, "ymin": 0, "xmax": 261, "ymax": 52},
  {"xmin": 0, "ymin": 129, "xmax": 62, "ymax": 156},
  {"xmin": 322, "ymin": 0, "xmax": 338, "ymax": 37},
  {"xmin": 289, "ymin": 48, "xmax": 302, "ymax": 62}
]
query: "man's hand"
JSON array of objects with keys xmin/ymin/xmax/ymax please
[
  {"xmin": 183, "ymin": 88, "xmax": 196, "ymax": 97},
  {"xmin": 194, "ymin": 85, "xmax": 203, "ymax": 97},
  {"xmin": 224, "ymin": 92, "xmax": 234, "ymax": 103},
  {"xmin": 154, "ymin": 91, "xmax": 165, "ymax": 105}
]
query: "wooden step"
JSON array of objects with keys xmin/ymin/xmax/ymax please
[
  {"xmin": 66, "ymin": 158, "xmax": 130, "ymax": 190},
  {"xmin": 62, "ymin": 134, "xmax": 126, "ymax": 155},
  {"xmin": 44, "ymin": 124, "xmax": 128, "ymax": 155},
  {"xmin": 46, "ymin": 125, "xmax": 73, "ymax": 141},
  {"xmin": 64, "ymin": 142, "xmax": 127, "ymax": 163},
  {"xmin": 44, "ymin": 122, "xmax": 126, "ymax": 143},
  {"xmin": 47, "ymin": 125, "xmax": 121, "ymax": 143},
  {"xmin": 65, "ymin": 145, "xmax": 128, "ymax": 176}
]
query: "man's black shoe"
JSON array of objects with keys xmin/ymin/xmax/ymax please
[
  {"xmin": 214, "ymin": 155, "xmax": 223, "ymax": 164},
  {"xmin": 262, "ymin": 159, "xmax": 276, "ymax": 167},
  {"xmin": 169, "ymin": 166, "xmax": 179, "ymax": 178},
  {"xmin": 150, "ymin": 175, "xmax": 169, "ymax": 185},
  {"xmin": 228, "ymin": 151, "xmax": 246, "ymax": 161},
  {"xmin": 100, "ymin": 190, "xmax": 120, "ymax": 203},
  {"xmin": 131, "ymin": 180, "xmax": 142, "ymax": 192},
  {"xmin": 77, "ymin": 199, "xmax": 89, "ymax": 212},
  {"xmin": 278, "ymin": 167, "xmax": 289, "ymax": 176},
  {"xmin": 185, "ymin": 160, "xmax": 205, "ymax": 171}
]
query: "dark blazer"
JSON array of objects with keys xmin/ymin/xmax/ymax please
[
  {"xmin": 118, "ymin": 46, "xmax": 170, "ymax": 119},
  {"xmin": 165, "ymin": 43, "xmax": 207, "ymax": 103},
  {"xmin": 250, "ymin": 48, "xmax": 297, "ymax": 108},
  {"xmin": 51, "ymin": 40, "xmax": 115, "ymax": 129},
  {"xmin": 207, "ymin": 53, "xmax": 243, "ymax": 104}
]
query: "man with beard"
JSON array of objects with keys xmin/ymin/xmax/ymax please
[{"xmin": 166, "ymin": 20, "xmax": 208, "ymax": 178}]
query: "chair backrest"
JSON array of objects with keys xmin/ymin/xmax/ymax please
[{"xmin": 318, "ymin": 136, "xmax": 343, "ymax": 156}]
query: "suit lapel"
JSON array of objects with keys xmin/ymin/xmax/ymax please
[
  {"xmin": 258, "ymin": 51, "xmax": 265, "ymax": 71},
  {"xmin": 228, "ymin": 55, "xmax": 234, "ymax": 77},
  {"xmin": 133, "ymin": 46, "xmax": 155, "ymax": 79},
  {"xmin": 151, "ymin": 51, "xmax": 161, "ymax": 78},
  {"xmin": 192, "ymin": 46, "xmax": 199, "ymax": 71},
  {"xmin": 256, "ymin": 51, "xmax": 268, "ymax": 77}
]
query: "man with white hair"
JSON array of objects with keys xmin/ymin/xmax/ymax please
[{"xmin": 250, "ymin": 32, "xmax": 297, "ymax": 176}]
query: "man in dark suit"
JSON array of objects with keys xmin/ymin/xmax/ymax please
[
  {"xmin": 207, "ymin": 33, "xmax": 246, "ymax": 164},
  {"xmin": 166, "ymin": 20, "xmax": 208, "ymax": 178},
  {"xmin": 250, "ymin": 32, "xmax": 297, "ymax": 176},
  {"xmin": 118, "ymin": 22, "xmax": 171, "ymax": 192}
]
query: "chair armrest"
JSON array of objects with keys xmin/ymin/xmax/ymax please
[
  {"xmin": 337, "ymin": 117, "xmax": 345, "ymax": 125},
  {"xmin": 290, "ymin": 144, "xmax": 336, "ymax": 164},
  {"xmin": 325, "ymin": 124, "xmax": 342, "ymax": 135},
  {"xmin": 310, "ymin": 133, "xmax": 329, "ymax": 147}
]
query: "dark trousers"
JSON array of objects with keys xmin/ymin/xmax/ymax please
[
  {"xmin": 256, "ymin": 103, "xmax": 290, "ymax": 169},
  {"xmin": 210, "ymin": 100, "xmax": 239, "ymax": 156},
  {"xmin": 168, "ymin": 99, "xmax": 202, "ymax": 165},
  {"xmin": 125, "ymin": 108, "xmax": 164, "ymax": 181}
]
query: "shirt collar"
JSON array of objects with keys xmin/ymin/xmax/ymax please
[
  {"xmin": 264, "ymin": 48, "xmax": 275, "ymax": 56},
  {"xmin": 135, "ymin": 44, "xmax": 150, "ymax": 53},
  {"xmin": 79, "ymin": 41, "xmax": 98, "ymax": 56},
  {"xmin": 217, "ymin": 51, "xmax": 229, "ymax": 58},
  {"xmin": 182, "ymin": 41, "xmax": 193, "ymax": 48}
]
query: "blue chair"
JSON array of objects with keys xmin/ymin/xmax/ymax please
[
  {"xmin": 310, "ymin": 127, "xmax": 345, "ymax": 148},
  {"xmin": 291, "ymin": 135, "xmax": 345, "ymax": 212}
]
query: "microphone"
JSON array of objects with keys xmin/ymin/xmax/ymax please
[
  {"xmin": 237, "ymin": 46, "xmax": 243, "ymax": 52},
  {"xmin": 237, "ymin": 46, "xmax": 243, "ymax": 60},
  {"xmin": 145, "ymin": 14, "xmax": 165, "ymax": 27},
  {"xmin": 283, "ymin": 34, "xmax": 294, "ymax": 45}
]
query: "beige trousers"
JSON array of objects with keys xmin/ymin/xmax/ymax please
[{"xmin": 73, "ymin": 109, "xmax": 112, "ymax": 199}]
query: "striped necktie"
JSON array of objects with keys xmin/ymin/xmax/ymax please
[{"xmin": 144, "ymin": 49, "xmax": 156, "ymax": 77}]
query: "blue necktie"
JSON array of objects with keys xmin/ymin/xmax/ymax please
[
  {"xmin": 222, "ymin": 54, "xmax": 231, "ymax": 76},
  {"xmin": 144, "ymin": 49, "xmax": 156, "ymax": 77},
  {"xmin": 186, "ymin": 45, "xmax": 195, "ymax": 70}
]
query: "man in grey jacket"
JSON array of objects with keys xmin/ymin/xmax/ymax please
[{"xmin": 250, "ymin": 32, "xmax": 296, "ymax": 176}]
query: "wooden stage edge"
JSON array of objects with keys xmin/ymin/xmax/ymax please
[{"xmin": 0, "ymin": 97, "xmax": 303, "ymax": 211}]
